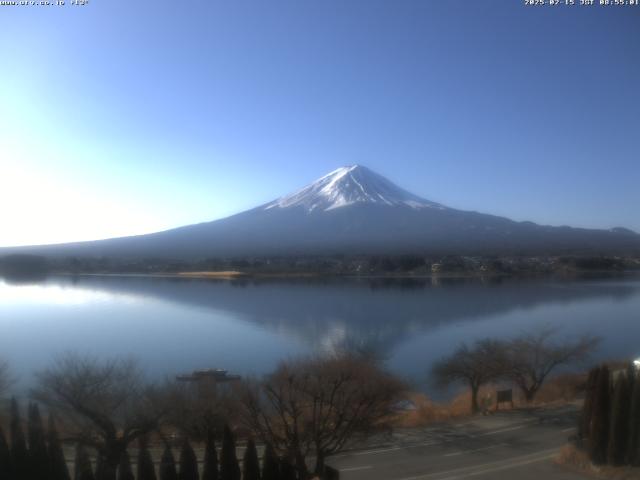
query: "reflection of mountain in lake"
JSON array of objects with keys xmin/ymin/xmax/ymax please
[{"xmin": 56, "ymin": 275, "xmax": 639, "ymax": 356}]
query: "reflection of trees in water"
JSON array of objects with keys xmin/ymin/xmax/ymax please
[
  {"xmin": 46, "ymin": 274, "xmax": 639, "ymax": 357},
  {"xmin": 0, "ymin": 254, "xmax": 49, "ymax": 284}
]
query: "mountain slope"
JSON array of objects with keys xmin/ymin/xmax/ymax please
[{"xmin": 3, "ymin": 165, "xmax": 639, "ymax": 258}]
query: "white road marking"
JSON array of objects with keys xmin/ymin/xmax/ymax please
[
  {"xmin": 561, "ymin": 427, "xmax": 576, "ymax": 433},
  {"xmin": 397, "ymin": 448, "xmax": 558, "ymax": 480},
  {"xmin": 334, "ymin": 442, "xmax": 438, "ymax": 458},
  {"xmin": 443, "ymin": 443, "xmax": 506, "ymax": 457},
  {"xmin": 332, "ymin": 419, "xmax": 565, "ymax": 459},
  {"xmin": 334, "ymin": 420, "xmax": 539, "ymax": 459},
  {"xmin": 474, "ymin": 424, "xmax": 527, "ymax": 437},
  {"xmin": 341, "ymin": 465, "xmax": 373, "ymax": 472}
]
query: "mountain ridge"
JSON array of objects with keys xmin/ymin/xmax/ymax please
[{"xmin": 1, "ymin": 165, "xmax": 639, "ymax": 259}]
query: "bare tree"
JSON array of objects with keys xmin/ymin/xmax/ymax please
[
  {"xmin": 241, "ymin": 353, "xmax": 405, "ymax": 479},
  {"xmin": 503, "ymin": 328, "xmax": 599, "ymax": 403},
  {"xmin": 431, "ymin": 339, "xmax": 507, "ymax": 414},
  {"xmin": 32, "ymin": 354, "xmax": 165, "ymax": 480},
  {"xmin": 160, "ymin": 378, "xmax": 239, "ymax": 441}
]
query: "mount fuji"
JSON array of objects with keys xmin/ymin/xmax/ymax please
[{"xmin": 4, "ymin": 165, "xmax": 639, "ymax": 259}]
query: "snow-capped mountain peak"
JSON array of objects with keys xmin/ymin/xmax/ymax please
[{"xmin": 264, "ymin": 165, "xmax": 445, "ymax": 213}]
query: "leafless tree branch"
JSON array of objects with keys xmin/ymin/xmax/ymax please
[
  {"xmin": 31, "ymin": 353, "xmax": 166, "ymax": 480},
  {"xmin": 240, "ymin": 353, "xmax": 405, "ymax": 478}
]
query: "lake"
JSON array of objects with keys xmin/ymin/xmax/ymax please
[{"xmin": 1, "ymin": 274, "xmax": 639, "ymax": 396}]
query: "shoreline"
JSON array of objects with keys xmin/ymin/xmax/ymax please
[{"xmin": 34, "ymin": 269, "xmax": 640, "ymax": 282}]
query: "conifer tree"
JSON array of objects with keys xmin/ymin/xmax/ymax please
[
  {"xmin": 279, "ymin": 457, "xmax": 296, "ymax": 480},
  {"xmin": 0, "ymin": 425, "xmax": 12, "ymax": 480},
  {"xmin": 95, "ymin": 453, "xmax": 106, "ymax": 480},
  {"xmin": 48, "ymin": 414, "xmax": 71, "ymax": 480},
  {"xmin": 74, "ymin": 444, "xmax": 95, "ymax": 480},
  {"xmin": 588, "ymin": 365, "xmax": 611, "ymax": 464},
  {"xmin": 607, "ymin": 373, "xmax": 630, "ymax": 465},
  {"xmin": 261, "ymin": 444, "xmax": 279, "ymax": 480},
  {"xmin": 178, "ymin": 439, "xmax": 199, "ymax": 480},
  {"xmin": 116, "ymin": 451, "xmax": 135, "ymax": 480},
  {"xmin": 137, "ymin": 438, "xmax": 157, "ymax": 480},
  {"xmin": 202, "ymin": 433, "xmax": 219, "ymax": 480},
  {"xmin": 10, "ymin": 398, "xmax": 29, "ymax": 480},
  {"xmin": 220, "ymin": 426, "xmax": 240, "ymax": 480},
  {"xmin": 579, "ymin": 367, "xmax": 599, "ymax": 440},
  {"xmin": 628, "ymin": 365, "xmax": 640, "ymax": 466},
  {"xmin": 627, "ymin": 363, "xmax": 636, "ymax": 395},
  {"xmin": 242, "ymin": 438, "xmax": 260, "ymax": 480},
  {"xmin": 159, "ymin": 445, "xmax": 178, "ymax": 480},
  {"xmin": 28, "ymin": 403, "xmax": 50, "ymax": 479}
]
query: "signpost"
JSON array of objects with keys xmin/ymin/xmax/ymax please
[{"xmin": 495, "ymin": 389, "xmax": 514, "ymax": 410}]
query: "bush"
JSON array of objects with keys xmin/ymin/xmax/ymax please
[
  {"xmin": 628, "ymin": 367, "xmax": 640, "ymax": 465},
  {"xmin": 579, "ymin": 362, "xmax": 640, "ymax": 468},
  {"xmin": 588, "ymin": 366, "xmax": 610, "ymax": 465},
  {"xmin": 607, "ymin": 372, "xmax": 631, "ymax": 465}
]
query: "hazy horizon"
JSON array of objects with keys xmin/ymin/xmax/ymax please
[{"xmin": 1, "ymin": 1, "xmax": 639, "ymax": 247}]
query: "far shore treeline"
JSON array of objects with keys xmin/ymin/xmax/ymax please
[{"xmin": 1, "ymin": 253, "xmax": 639, "ymax": 280}]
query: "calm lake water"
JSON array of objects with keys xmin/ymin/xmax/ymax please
[{"xmin": 1, "ymin": 274, "xmax": 639, "ymax": 395}]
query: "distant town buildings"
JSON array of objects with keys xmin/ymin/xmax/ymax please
[{"xmin": 176, "ymin": 369, "xmax": 241, "ymax": 397}]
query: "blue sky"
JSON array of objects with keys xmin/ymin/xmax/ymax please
[{"xmin": 1, "ymin": 0, "xmax": 638, "ymax": 246}]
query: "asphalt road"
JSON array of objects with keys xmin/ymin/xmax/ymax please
[{"xmin": 327, "ymin": 405, "xmax": 588, "ymax": 480}]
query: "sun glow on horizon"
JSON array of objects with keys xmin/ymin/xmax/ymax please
[
  {"xmin": 0, "ymin": 119, "xmax": 200, "ymax": 247},
  {"xmin": 0, "ymin": 150, "xmax": 173, "ymax": 247}
]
